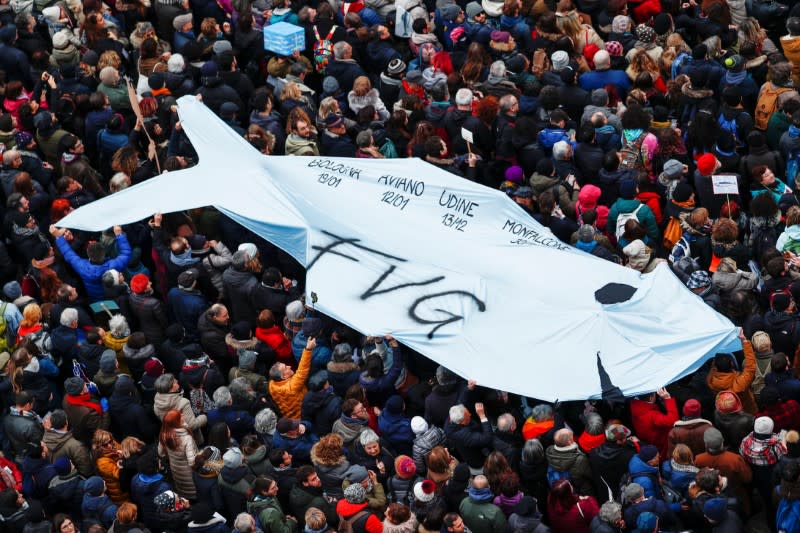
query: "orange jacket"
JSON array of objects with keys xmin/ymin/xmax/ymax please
[
  {"xmin": 707, "ymin": 340, "xmax": 757, "ymax": 415},
  {"xmin": 522, "ymin": 418, "xmax": 554, "ymax": 441},
  {"xmin": 269, "ymin": 348, "xmax": 312, "ymax": 419}
]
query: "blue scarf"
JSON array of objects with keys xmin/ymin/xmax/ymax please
[
  {"xmin": 341, "ymin": 414, "xmax": 368, "ymax": 426},
  {"xmin": 170, "ymin": 249, "xmax": 199, "ymax": 266},
  {"xmin": 468, "ymin": 486, "xmax": 493, "ymax": 502},
  {"xmin": 575, "ymin": 240, "xmax": 598, "ymax": 253}
]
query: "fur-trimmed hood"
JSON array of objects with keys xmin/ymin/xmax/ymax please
[{"xmin": 681, "ymin": 81, "xmax": 714, "ymax": 99}]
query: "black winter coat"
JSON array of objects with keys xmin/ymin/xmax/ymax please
[{"xmin": 129, "ymin": 292, "xmax": 169, "ymax": 347}]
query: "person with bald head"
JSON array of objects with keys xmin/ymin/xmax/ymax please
[
  {"xmin": 459, "ymin": 475, "xmax": 507, "ymax": 533},
  {"xmin": 545, "ymin": 428, "xmax": 595, "ymax": 497}
]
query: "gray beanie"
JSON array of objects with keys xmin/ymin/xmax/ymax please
[
  {"xmin": 703, "ymin": 428, "xmax": 724, "ymax": 453},
  {"xmin": 99, "ymin": 350, "xmax": 117, "ymax": 373},
  {"xmin": 332, "ymin": 343, "xmax": 352, "ymax": 363},
  {"xmin": 64, "ymin": 377, "xmax": 84, "ymax": 396},
  {"xmin": 323, "ymin": 76, "xmax": 339, "ymax": 94},
  {"xmin": 591, "ymin": 88, "xmax": 609, "ymax": 106}
]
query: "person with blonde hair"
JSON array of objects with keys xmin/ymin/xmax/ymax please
[
  {"xmin": 348, "ymin": 76, "xmax": 390, "ymax": 120},
  {"xmin": 662, "ymin": 444, "xmax": 699, "ymax": 498},
  {"xmin": 16, "ymin": 303, "xmax": 50, "ymax": 354},
  {"xmin": 555, "ymin": 5, "xmax": 603, "ymax": 53}
]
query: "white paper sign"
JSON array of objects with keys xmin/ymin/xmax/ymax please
[
  {"xmin": 461, "ymin": 127, "xmax": 474, "ymax": 145},
  {"xmin": 712, "ymin": 175, "xmax": 739, "ymax": 195}
]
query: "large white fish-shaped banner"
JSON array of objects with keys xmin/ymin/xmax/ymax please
[{"xmin": 59, "ymin": 95, "xmax": 741, "ymax": 402}]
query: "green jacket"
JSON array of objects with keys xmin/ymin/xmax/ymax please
[
  {"xmin": 607, "ymin": 198, "xmax": 659, "ymax": 242},
  {"xmin": 288, "ymin": 484, "xmax": 337, "ymax": 529},
  {"xmin": 98, "ymin": 82, "xmax": 132, "ymax": 113},
  {"xmin": 247, "ymin": 495, "xmax": 298, "ymax": 533},
  {"xmin": 459, "ymin": 497, "xmax": 507, "ymax": 533}
]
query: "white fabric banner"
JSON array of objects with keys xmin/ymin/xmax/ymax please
[{"xmin": 59, "ymin": 96, "xmax": 740, "ymax": 401}]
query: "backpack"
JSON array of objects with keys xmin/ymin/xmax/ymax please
[
  {"xmin": 20, "ymin": 271, "xmax": 39, "ymax": 299},
  {"xmin": 787, "ymin": 149, "xmax": 800, "ymax": 190},
  {"xmin": 750, "ymin": 224, "xmax": 778, "ymax": 261},
  {"xmin": 752, "ymin": 358, "xmax": 771, "ymax": 399},
  {"xmin": 777, "ymin": 496, "xmax": 800, "ymax": 533},
  {"xmin": 669, "ymin": 234, "xmax": 701, "ymax": 282},
  {"xmin": 313, "ymin": 25, "xmax": 337, "ymax": 75},
  {"xmin": 546, "ymin": 464, "xmax": 572, "ymax": 487},
  {"xmin": 662, "ymin": 216, "xmax": 683, "ymax": 250},
  {"xmin": 338, "ymin": 510, "xmax": 370, "ymax": 533},
  {"xmin": 718, "ymin": 111, "xmax": 749, "ymax": 146},
  {"xmin": 615, "ymin": 204, "xmax": 643, "ymax": 240},
  {"xmin": 387, "ymin": 475, "xmax": 419, "ymax": 505},
  {"xmin": 619, "ymin": 132, "xmax": 647, "ymax": 172},
  {"xmin": 532, "ymin": 48, "xmax": 551, "ymax": 79},
  {"xmin": 755, "ymin": 83, "xmax": 792, "ymax": 130},
  {"xmin": 671, "ymin": 51, "xmax": 691, "ymax": 80},
  {"xmin": 380, "ymin": 137, "xmax": 398, "ymax": 158},
  {"xmin": 0, "ymin": 302, "xmax": 13, "ymax": 353}
]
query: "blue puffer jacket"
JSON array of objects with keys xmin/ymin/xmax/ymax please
[
  {"xmin": 660, "ymin": 460, "xmax": 697, "ymax": 499},
  {"xmin": 56, "ymin": 234, "xmax": 131, "ymax": 302},
  {"xmin": 82, "ymin": 493, "xmax": 118, "ymax": 528},
  {"xmin": 272, "ymin": 426, "xmax": 320, "ymax": 463},
  {"xmin": 130, "ymin": 473, "xmax": 171, "ymax": 531},
  {"xmin": 292, "ymin": 330, "xmax": 332, "ymax": 371},
  {"xmin": 378, "ymin": 410, "xmax": 414, "ymax": 456},
  {"xmin": 628, "ymin": 454, "xmax": 660, "ymax": 499},
  {"xmin": 537, "ymin": 127, "xmax": 575, "ymax": 155}
]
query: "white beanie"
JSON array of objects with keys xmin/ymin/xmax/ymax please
[
  {"xmin": 551, "ymin": 51, "xmax": 569, "ymax": 71},
  {"xmin": 754, "ymin": 416, "xmax": 774, "ymax": 435},
  {"xmin": 238, "ymin": 242, "xmax": 257, "ymax": 260},
  {"xmin": 167, "ymin": 53, "xmax": 185, "ymax": 74},
  {"xmin": 411, "ymin": 416, "xmax": 428, "ymax": 435}
]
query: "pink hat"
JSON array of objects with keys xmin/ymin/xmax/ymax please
[
  {"xmin": 605, "ymin": 40, "xmax": 623, "ymax": 57},
  {"xmin": 578, "ymin": 184, "xmax": 601, "ymax": 210}
]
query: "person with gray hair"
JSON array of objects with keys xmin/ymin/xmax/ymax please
[
  {"xmin": 493, "ymin": 413, "xmax": 523, "ymax": 470},
  {"xmin": 153, "ymin": 372, "xmax": 207, "ymax": 442},
  {"xmin": 254, "ymin": 407, "xmax": 278, "ymax": 446},
  {"xmin": 620, "ymin": 480, "xmax": 676, "ymax": 528},
  {"xmin": 591, "ymin": 500, "xmax": 624, "ymax": 532},
  {"xmin": 445, "ymin": 402, "xmax": 493, "ymax": 474},
  {"xmin": 545, "ymin": 428, "xmax": 595, "ymax": 497},
  {"xmin": 212, "ymin": 386, "xmax": 232, "ymax": 409},
  {"xmin": 233, "ymin": 512, "xmax": 256, "ymax": 533},
  {"xmin": 355, "ymin": 129, "xmax": 384, "ymax": 159},
  {"xmin": 477, "ymin": 61, "xmax": 518, "ymax": 99},
  {"xmin": 495, "ymin": 94, "xmax": 519, "ymax": 163},
  {"xmin": 97, "ymin": 66, "xmax": 133, "ymax": 112},
  {"xmin": 197, "ymin": 303, "xmax": 230, "ymax": 360},
  {"xmin": 444, "ymin": 88, "xmax": 478, "ymax": 156},
  {"xmin": 60, "ymin": 307, "xmax": 79, "ymax": 327},
  {"xmin": 326, "ymin": 342, "xmax": 360, "ymax": 396},
  {"xmin": 326, "ymin": 41, "xmax": 366, "ymax": 93},
  {"xmin": 0, "ymin": 150, "xmax": 22, "ymax": 198}
]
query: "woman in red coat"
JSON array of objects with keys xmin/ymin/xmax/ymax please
[
  {"xmin": 546, "ymin": 479, "xmax": 599, "ymax": 533},
  {"xmin": 254, "ymin": 309, "xmax": 293, "ymax": 365}
]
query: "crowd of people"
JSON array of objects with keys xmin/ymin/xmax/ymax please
[{"xmin": 3, "ymin": 0, "xmax": 800, "ymax": 530}]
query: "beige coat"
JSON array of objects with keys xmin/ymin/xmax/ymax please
[{"xmin": 158, "ymin": 427, "xmax": 198, "ymax": 499}]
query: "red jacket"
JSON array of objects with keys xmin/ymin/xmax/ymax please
[
  {"xmin": 255, "ymin": 325, "xmax": 293, "ymax": 364},
  {"xmin": 547, "ymin": 495, "xmax": 599, "ymax": 533},
  {"xmin": 630, "ymin": 397, "xmax": 679, "ymax": 458},
  {"xmin": 335, "ymin": 499, "xmax": 383, "ymax": 533}
]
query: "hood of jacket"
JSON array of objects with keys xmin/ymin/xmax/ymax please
[
  {"xmin": 681, "ymin": 81, "xmax": 714, "ymax": 100},
  {"xmin": 629, "ymin": 454, "xmax": 658, "ymax": 477},
  {"xmin": 545, "ymin": 444, "xmax": 581, "ymax": 471},
  {"xmin": 220, "ymin": 465, "xmax": 250, "ymax": 484}
]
